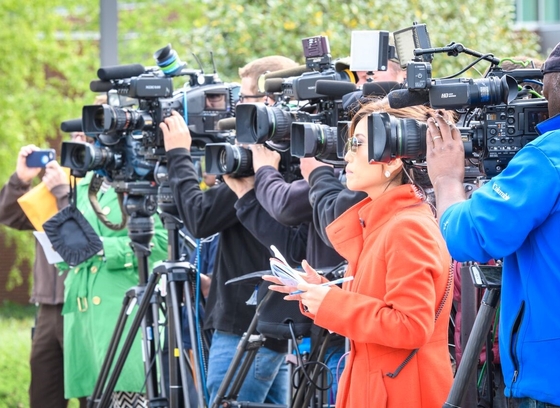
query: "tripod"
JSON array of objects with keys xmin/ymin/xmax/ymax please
[
  {"xmin": 210, "ymin": 272, "xmax": 326, "ymax": 408},
  {"xmin": 87, "ymin": 181, "xmax": 207, "ymax": 408},
  {"xmin": 443, "ymin": 264, "xmax": 502, "ymax": 408}
]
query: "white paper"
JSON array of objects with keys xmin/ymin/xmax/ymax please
[
  {"xmin": 269, "ymin": 245, "xmax": 306, "ymax": 286},
  {"xmin": 33, "ymin": 231, "xmax": 64, "ymax": 264}
]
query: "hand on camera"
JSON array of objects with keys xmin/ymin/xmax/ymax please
[
  {"xmin": 222, "ymin": 174, "xmax": 255, "ymax": 198},
  {"xmin": 425, "ymin": 113, "xmax": 465, "ymax": 188},
  {"xmin": 250, "ymin": 144, "xmax": 281, "ymax": 172},
  {"xmin": 16, "ymin": 145, "xmax": 42, "ymax": 183},
  {"xmin": 299, "ymin": 157, "xmax": 332, "ymax": 182},
  {"xmin": 42, "ymin": 161, "xmax": 69, "ymax": 191},
  {"xmin": 160, "ymin": 111, "xmax": 192, "ymax": 151}
]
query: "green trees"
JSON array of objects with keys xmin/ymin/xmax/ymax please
[{"xmin": 0, "ymin": 0, "xmax": 543, "ymax": 291}]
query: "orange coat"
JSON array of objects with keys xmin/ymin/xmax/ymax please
[{"xmin": 309, "ymin": 185, "xmax": 453, "ymax": 408}]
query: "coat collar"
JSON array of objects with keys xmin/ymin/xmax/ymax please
[{"xmin": 326, "ymin": 184, "xmax": 425, "ymax": 264}]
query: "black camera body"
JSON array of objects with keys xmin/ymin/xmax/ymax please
[
  {"xmin": 383, "ymin": 39, "xmax": 549, "ymax": 178},
  {"xmin": 460, "ymin": 98, "xmax": 549, "ymax": 177},
  {"xmin": 61, "ymin": 45, "xmax": 239, "ymax": 183}
]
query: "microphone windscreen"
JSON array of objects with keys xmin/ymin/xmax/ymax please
[
  {"xmin": 315, "ymin": 80, "xmax": 357, "ymax": 98},
  {"xmin": 60, "ymin": 118, "xmax": 83, "ymax": 133},
  {"xmin": 97, "ymin": 64, "xmax": 145, "ymax": 81},
  {"xmin": 264, "ymin": 65, "xmax": 311, "ymax": 80},
  {"xmin": 217, "ymin": 117, "xmax": 236, "ymax": 131},
  {"xmin": 90, "ymin": 80, "xmax": 114, "ymax": 93},
  {"xmin": 362, "ymin": 81, "xmax": 404, "ymax": 97},
  {"xmin": 264, "ymin": 78, "xmax": 285, "ymax": 93},
  {"xmin": 387, "ymin": 89, "xmax": 430, "ymax": 109}
]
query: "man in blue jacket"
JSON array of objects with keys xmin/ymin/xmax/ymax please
[{"xmin": 425, "ymin": 42, "xmax": 560, "ymax": 407}]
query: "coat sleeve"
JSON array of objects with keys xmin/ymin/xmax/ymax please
[
  {"xmin": 440, "ymin": 144, "xmax": 560, "ymax": 262},
  {"xmin": 235, "ymin": 190, "xmax": 308, "ymax": 267},
  {"xmin": 254, "ymin": 166, "xmax": 312, "ymax": 226},
  {"xmin": 167, "ymin": 148, "xmax": 240, "ymax": 238},
  {"xmin": 0, "ymin": 173, "xmax": 33, "ymax": 230},
  {"xmin": 314, "ymin": 215, "xmax": 448, "ymax": 349}
]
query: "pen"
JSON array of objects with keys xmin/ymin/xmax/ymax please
[{"xmin": 289, "ymin": 276, "xmax": 354, "ymax": 295}]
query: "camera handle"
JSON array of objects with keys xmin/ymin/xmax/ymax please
[
  {"xmin": 443, "ymin": 265, "xmax": 501, "ymax": 408},
  {"xmin": 415, "ymin": 43, "xmax": 500, "ymax": 66}
]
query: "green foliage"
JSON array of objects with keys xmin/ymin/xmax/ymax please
[
  {"xmin": 0, "ymin": 302, "xmax": 80, "ymax": 408},
  {"xmin": 0, "ymin": 305, "xmax": 33, "ymax": 407},
  {"xmin": 0, "ymin": 0, "xmax": 543, "ymax": 290}
]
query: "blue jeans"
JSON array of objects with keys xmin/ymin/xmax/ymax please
[
  {"xmin": 518, "ymin": 398, "xmax": 560, "ymax": 408},
  {"xmin": 207, "ymin": 330, "xmax": 289, "ymax": 406}
]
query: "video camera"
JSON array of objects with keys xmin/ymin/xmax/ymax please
[
  {"xmin": 226, "ymin": 33, "xmax": 393, "ymax": 168},
  {"xmin": 60, "ymin": 44, "xmax": 240, "ymax": 184},
  {"xmin": 378, "ymin": 26, "xmax": 549, "ymax": 178}
]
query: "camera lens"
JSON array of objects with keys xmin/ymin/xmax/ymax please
[
  {"xmin": 71, "ymin": 145, "xmax": 87, "ymax": 168},
  {"xmin": 236, "ymin": 104, "xmax": 294, "ymax": 144}
]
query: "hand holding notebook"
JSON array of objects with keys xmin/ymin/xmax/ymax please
[{"xmin": 269, "ymin": 245, "xmax": 307, "ymax": 287}]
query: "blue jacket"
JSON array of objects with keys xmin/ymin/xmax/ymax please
[{"xmin": 440, "ymin": 120, "xmax": 560, "ymax": 405}]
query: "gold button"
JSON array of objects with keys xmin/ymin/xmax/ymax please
[
  {"xmin": 92, "ymin": 296, "xmax": 101, "ymax": 305},
  {"xmin": 74, "ymin": 267, "xmax": 80, "ymax": 274},
  {"xmin": 91, "ymin": 266, "xmax": 98, "ymax": 274},
  {"xmin": 102, "ymin": 206, "xmax": 111, "ymax": 215}
]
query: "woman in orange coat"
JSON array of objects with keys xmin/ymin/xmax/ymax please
[{"xmin": 265, "ymin": 100, "xmax": 454, "ymax": 408}]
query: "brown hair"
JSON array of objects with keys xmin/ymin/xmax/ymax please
[{"xmin": 348, "ymin": 99, "xmax": 455, "ymax": 199}]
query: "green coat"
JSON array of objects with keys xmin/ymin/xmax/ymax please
[{"xmin": 60, "ymin": 174, "xmax": 168, "ymax": 399}]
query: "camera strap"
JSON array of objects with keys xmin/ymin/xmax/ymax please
[{"xmin": 386, "ymin": 261, "xmax": 454, "ymax": 379}]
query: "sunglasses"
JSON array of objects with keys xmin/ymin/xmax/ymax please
[{"xmin": 344, "ymin": 136, "xmax": 363, "ymax": 154}]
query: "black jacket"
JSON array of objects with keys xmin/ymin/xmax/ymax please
[
  {"xmin": 307, "ymin": 166, "xmax": 367, "ymax": 247},
  {"xmin": 254, "ymin": 166, "xmax": 344, "ymax": 269},
  {"xmin": 167, "ymin": 148, "xmax": 286, "ymax": 351}
]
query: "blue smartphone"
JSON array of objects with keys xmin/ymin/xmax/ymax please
[{"xmin": 26, "ymin": 149, "xmax": 56, "ymax": 168}]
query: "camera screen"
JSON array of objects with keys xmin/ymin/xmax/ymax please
[
  {"xmin": 205, "ymin": 93, "xmax": 227, "ymax": 111},
  {"xmin": 526, "ymin": 109, "xmax": 549, "ymax": 134}
]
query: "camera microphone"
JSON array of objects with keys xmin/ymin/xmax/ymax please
[
  {"xmin": 264, "ymin": 78, "xmax": 285, "ymax": 94},
  {"xmin": 264, "ymin": 65, "xmax": 311, "ymax": 80},
  {"xmin": 362, "ymin": 81, "xmax": 404, "ymax": 97},
  {"xmin": 60, "ymin": 118, "xmax": 83, "ymax": 133},
  {"xmin": 387, "ymin": 89, "xmax": 430, "ymax": 109},
  {"xmin": 217, "ymin": 117, "xmax": 236, "ymax": 131},
  {"xmin": 90, "ymin": 80, "xmax": 115, "ymax": 93},
  {"xmin": 97, "ymin": 64, "xmax": 146, "ymax": 81},
  {"xmin": 315, "ymin": 80, "xmax": 357, "ymax": 98}
]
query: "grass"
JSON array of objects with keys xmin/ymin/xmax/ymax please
[{"xmin": 0, "ymin": 301, "xmax": 79, "ymax": 408}]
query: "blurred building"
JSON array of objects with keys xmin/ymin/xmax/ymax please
[{"xmin": 515, "ymin": 0, "xmax": 560, "ymax": 54}]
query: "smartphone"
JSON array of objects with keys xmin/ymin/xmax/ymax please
[{"xmin": 26, "ymin": 149, "xmax": 56, "ymax": 168}]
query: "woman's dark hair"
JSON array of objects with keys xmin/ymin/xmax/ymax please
[{"xmin": 348, "ymin": 99, "xmax": 456, "ymax": 202}]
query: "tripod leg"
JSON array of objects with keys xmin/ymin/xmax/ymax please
[
  {"xmin": 95, "ymin": 271, "xmax": 162, "ymax": 408},
  {"xmin": 88, "ymin": 290, "xmax": 139, "ymax": 408},
  {"xmin": 179, "ymin": 275, "xmax": 207, "ymax": 408},
  {"xmin": 443, "ymin": 288, "xmax": 500, "ymax": 408},
  {"xmin": 210, "ymin": 291, "xmax": 273, "ymax": 408}
]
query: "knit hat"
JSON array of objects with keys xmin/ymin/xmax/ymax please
[{"xmin": 542, "ymin": 42, "xmax": 560, "ymax": 75}]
